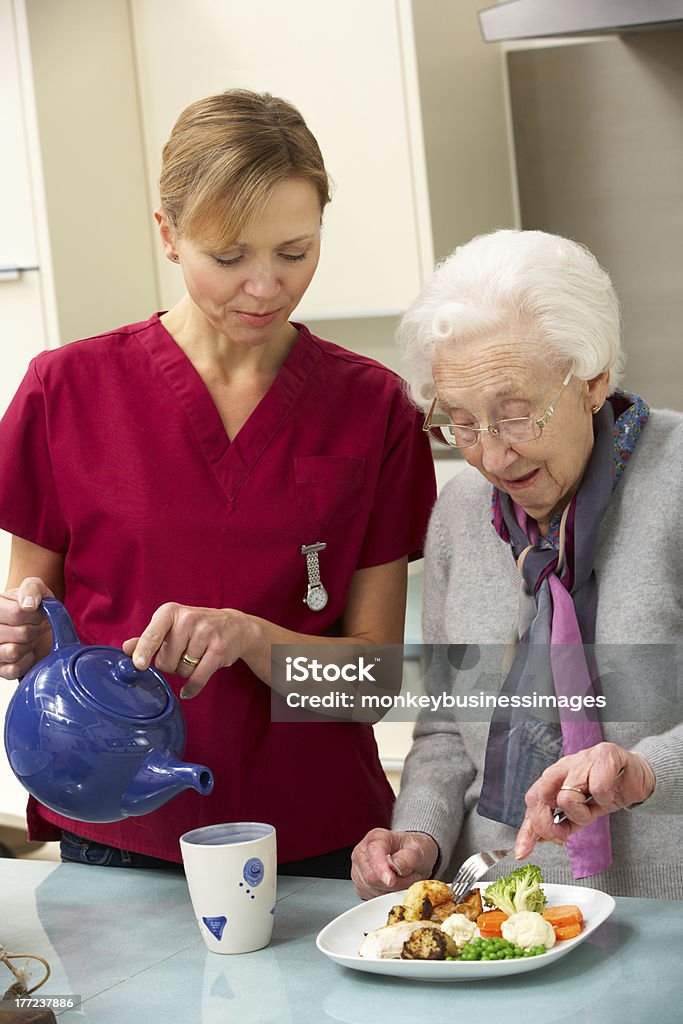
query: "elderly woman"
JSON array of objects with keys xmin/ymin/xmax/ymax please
[{"xmin": 352, "ymin": 229, "xmax": 682, "ymax": 899}]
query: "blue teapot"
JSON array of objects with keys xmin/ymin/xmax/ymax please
[{"xmin": 4, "ymin": 598, "xmax": 214, "ymax": 822}]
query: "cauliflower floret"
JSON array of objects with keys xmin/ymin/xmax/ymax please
[
  {"xmin": 501, "ymin": 911, "xmax": 556, "ymax": 952},
  {"xmin": 440, "ymin": 913, "xmax": 477, "ymax": 950}
]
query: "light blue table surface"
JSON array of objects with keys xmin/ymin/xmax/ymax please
[{"xmin": 1, "ymin": 859, "xmax": 679, "ymax": 1024}]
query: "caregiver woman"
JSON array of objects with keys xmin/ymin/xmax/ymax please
[
  {"xmin": 352, "ymin": 229, "xmax": 682, "ymax": 899},
  {"xmin": 0, "ymin": 90, "xmax": 435, "ymax": 875}
]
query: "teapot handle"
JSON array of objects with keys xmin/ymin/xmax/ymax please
[{"xmin": 41, "ymin": 597, "xmax": 80, "ymax": 650}]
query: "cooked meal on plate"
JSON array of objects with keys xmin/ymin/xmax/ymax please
[{"xmin": 359, "ymin": 866, "xmax": 584, "ymax": 961}]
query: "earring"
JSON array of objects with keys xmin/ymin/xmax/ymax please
[
  {"xmin": 592, "ymin": 403, "xmax": 603, "ymax": 414},
  {"xmin": 170, "ymin": 254, "xmax": 180, "ymax": 263}
]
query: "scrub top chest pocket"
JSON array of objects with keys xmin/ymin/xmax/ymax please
[{"xmin": 294, "ymin": 456, "xmax": 366, "ymax": 528}]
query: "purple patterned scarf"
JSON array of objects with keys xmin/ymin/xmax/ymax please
[{"xmin": 477, "ymin": 390, "xmax": 650, "ymax": 878}]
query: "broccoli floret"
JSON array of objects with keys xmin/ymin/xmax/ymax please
[
  {"xmin": 484, "ymin": 865, "xmax": 548, "ymax": 915},
  {"xmin": 511, "ymin": 865, "xmax": 548, "ymax": 914},
  {"xmin": 483, "ymin": 875, "xmax": 517, "ymax": 916}
]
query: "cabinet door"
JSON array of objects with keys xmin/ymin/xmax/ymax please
[
  {"xmin": 0, "ymin": 0, "xmax": 53, "ymax": 582},
  {"xmin": 130, "ymin": 0, "xmax": 433, "ymax": 319},
  {"xmin": 0, "ymin": 0, "xmax": 51, "ymax": 417},
  {"xmin": 0, "ymin": 0, "xmax": 52, "ymax": 822}
]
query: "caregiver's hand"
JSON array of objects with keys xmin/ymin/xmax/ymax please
[
  {"xmin": 515, "ymin": 742, "xmax": 656, "ymax": 859},
  {"xmin": 123, "ymin": 602, "xmax": 261, "ymax": 698},
  {"xmin": 351, "ymin": 827, "xmax": 439, "ymax": 900},
  {"xmin": 0, "ymin": 577, "xmax": 54, "ymax": 680}
]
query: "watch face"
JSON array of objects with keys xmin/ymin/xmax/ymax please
[{"xmin": 306, "ymin": 586, "xmax": 328, "ymax": 611}]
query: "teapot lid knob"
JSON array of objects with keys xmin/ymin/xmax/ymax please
[{"xmin": 113, "ymin": 657, "xmax": 141, "ymax": 684}]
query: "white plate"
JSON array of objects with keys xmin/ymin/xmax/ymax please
[{"xmin": 316, "ymin": 883, "xmax": 615, "ymax": 982}]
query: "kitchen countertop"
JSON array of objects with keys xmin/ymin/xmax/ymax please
[{"xmin": 1, "ymin": 859, "xmax": 679, "ymax": 1023}]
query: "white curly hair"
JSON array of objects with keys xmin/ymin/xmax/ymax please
[{"xmin": 397, "ymin": 229, "xmax": 624, "ymax": 409}]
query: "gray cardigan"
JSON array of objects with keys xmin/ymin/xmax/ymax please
[{"xmin": 393, "ymin": 409, "xmax": 683, "ymax": 898}]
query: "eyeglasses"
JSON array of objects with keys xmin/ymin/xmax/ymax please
[{"xmin": 423, "ymin": 371, "xmax": 573, "ymax": 449}]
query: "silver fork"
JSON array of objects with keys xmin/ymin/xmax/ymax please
[{"xmin": 448, "ymin": 848, "xmax": 513, "ymax": 904}]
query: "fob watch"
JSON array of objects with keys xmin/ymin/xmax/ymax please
[{"xmin": 301, "ymin": 542, "xmax": 328, "ymax": 611}]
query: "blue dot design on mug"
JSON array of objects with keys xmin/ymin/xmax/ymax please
[{"xmin": 243, "ymin": 857, "xmax": 265, "ymax": 891}]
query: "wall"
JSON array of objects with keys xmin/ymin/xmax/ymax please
[{"xmin": 507, "ymin": 32, "xmax": 683, "ymax": 410}]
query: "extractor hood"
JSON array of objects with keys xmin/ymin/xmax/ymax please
[{"xmin": 478, "ymin": 1, "xmax": 683, "ymax": 42}]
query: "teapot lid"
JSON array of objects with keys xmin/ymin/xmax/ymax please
[{"xmin": 72, "ymin": 648, "xmax": 171, "ymax": 720}]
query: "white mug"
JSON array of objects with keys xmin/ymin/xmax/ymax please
[{"xmin": 180, "ymin": 822, "xmax": 277, "ymax": 954}]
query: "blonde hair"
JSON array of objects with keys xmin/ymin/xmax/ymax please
[
  {"xmin": 159, "ymin": 89, "xmax": 331, "ymax": 247},
  {"xmin": 397, "ymin": 229, "xmax": 624, "ymax": 408}
]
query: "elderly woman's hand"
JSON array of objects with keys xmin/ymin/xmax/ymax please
[
  {"xmin": 514, "ymin": 742, "xmax": 656, "ymax": 859},
  {"xmin": 0, "ymin": 578, "xmax": 55, "ymax": 681},
  {"xmin": 351, "ymin": 827, "xmax": 439, "ymax": 900},
  {"xmin": 123, "ymin": 603, "xmax": 261, "ymax": 698}
]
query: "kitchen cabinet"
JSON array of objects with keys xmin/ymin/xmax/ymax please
[
  {"xmin": 0, "ymin": 0, "xmax": 163, "ymax": 608},
  {"xmin": 19, "ymin": 0, "xmax": 159, "ymax": 345},
  {"xmin": 0, "ymin": 0, "xmax": 54, "ymax": 607},
  {"xmin": 130, "ymin": 0, "xmax": 434, "ymax": 320},
  {"xmin": 130, "ymin": 0, "xmax": 515, "ymax": 321},
  {"xmin": 6, "ymin": 0, "xmax": 516, "ymax": 343},
  {"xmin": 1, "ymin": 0, "xmax": 162, "ymax": 590},
  {"xmin": 1, "ymin": 1, "xmax": 160, "ymax": 379},
  {"xmin": 0, "ymin": 0, "xmax": 49, "ymax": 829},
  {"xmin": 0, "ymin": 0, "xmax": 53, "ymax": 417},
  {"xmin": 8, "ymin": 0, "xmax": 515, "ymax": 342}
]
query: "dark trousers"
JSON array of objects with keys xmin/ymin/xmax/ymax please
[{"xmin": 59, "ymin": 830, "xmax": 353, "ymax": 878}]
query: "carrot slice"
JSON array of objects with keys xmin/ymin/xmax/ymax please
[
  {"xmin": 542, "ymin": 905, "xmax": 584, "ymax": 929},
  {"xmin": 553, "ymin": 921, "xmax": 583, "ymax": 941},
  {"xmin": 476, "ymin": 910, "xmax": 509, "ymax": 937}
]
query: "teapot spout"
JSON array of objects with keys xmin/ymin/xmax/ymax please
[{"xmin": 121, "ymin": 749, "xmax": 214, "ymax": 818}]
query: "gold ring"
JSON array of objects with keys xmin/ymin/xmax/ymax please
[
  {"xmin": 558, "ymin": 785, "xmax": 587, "ymax": 795},
  {"xmin": 180, "ymin": 653, "xmax": 201, "ymax": 668}
]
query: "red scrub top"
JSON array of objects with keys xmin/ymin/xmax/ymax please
[{"xmin": 0, "ymin": 315, "xmax": 435, "ymax": 863}]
